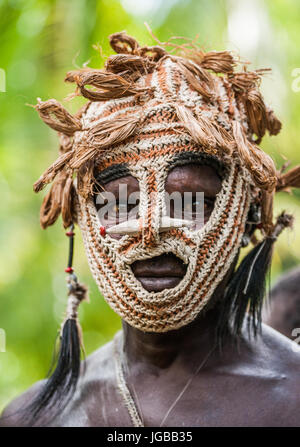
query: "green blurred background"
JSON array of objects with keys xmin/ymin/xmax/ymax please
[{"xmin": 1, "ymin": 0, "xmax": 300, "ymax": 412}]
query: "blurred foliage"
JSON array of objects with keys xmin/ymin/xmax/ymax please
[{"xmin": 0, "ymin": 0, "xmax": 300, "ymax": 412}]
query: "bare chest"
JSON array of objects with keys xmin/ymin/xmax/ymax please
[{"xmin": 56, "ymin": 367, "xmax": 292, "ymax": 427}]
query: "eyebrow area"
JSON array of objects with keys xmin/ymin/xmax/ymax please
[
  {"xmin": 95, "ymin": 163, "xmax": 131, "ymax": 185},
  {"xmin": 167, "ymin": 151, "xmax": 226, "ymax": 180}
]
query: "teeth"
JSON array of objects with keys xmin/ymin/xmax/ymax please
[{"xmin": 105, "ymin": 216, "xmax": 194, "ymax": 235}]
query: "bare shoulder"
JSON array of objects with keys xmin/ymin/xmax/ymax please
[
  {"xmin": 258, "ymin": 323, "xmax": 300, "ymax": 373},
  {"xmin": 0, "ymin": 332, "xmax": 122, "ymax": 427},
  {"xmin": 243, "ymin": 323, "xmax": 300, "ymax": 388},
  {"xmin": 239, "ymin": 323, "xmax": 300, "ymax": 426}
]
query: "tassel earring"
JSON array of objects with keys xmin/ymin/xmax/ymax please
[
  {"xmin": 24, "ymin": 224, "xmax": 88, "ymax": 425},
  {"xmin": 217, "ymin": 212, "xmax": 293, "ymax": 346}
]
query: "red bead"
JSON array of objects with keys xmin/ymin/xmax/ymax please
[
  {"xmin": 256, "ymin": 223, "xmax": 263, "ymax": 229},
  {"xmin": 100, "ymin": 226, "xmax": 106, "ymax": 237},
  {"xmin": 65, "ymin": 267, "xmax": 73, "ymax": 273},
  {"xmin": 66, "ymin": 231, "xmax": 74, "ymax": 237}
]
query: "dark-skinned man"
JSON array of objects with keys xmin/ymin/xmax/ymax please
[{"xmin": 1, "ymin": 32, "xmax": 299, "ymax": 427}]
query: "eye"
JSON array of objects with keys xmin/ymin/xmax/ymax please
[
  {"xmin": 167, "ymin": 193, "xmax": 215, "ymax": 224},
  {"xmin": 183, "ymin": 196, "xmax": 215, "ymax": 216},
  {"xmin": 115, "ymin": 203, "xmax": 128, "ymax": 215},
  {"xmin": 95, "ymin": 196, "xmax": 140, "ymax": 226},
  {"xmin": 183, "ymin": 199, "xmax": 201, "ymax": 214},
  {"xmin": 203, "ymin": 197, "xmax": 215, "ymax": 214},
  {"xmin": 114, "ymin": 202, "xmax": 139, "ymax": 217}
]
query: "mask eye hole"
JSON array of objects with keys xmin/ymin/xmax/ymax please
[
  {"xmin": 92, "ymin": 171, "xmax": 140, "ymax": 238},
  {"xmin": 166, "ymin": 193, "xmax": 216, "ymax": 228},
  {"xmin": 94, "ymin": 197, "xmax": 140, "ymax": 225},
  {"xmin": 164, "ymin": 159, "xmax": 224, "ymax": 229}
]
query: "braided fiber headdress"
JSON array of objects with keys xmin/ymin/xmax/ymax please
[{"xmin": 26, "ymin": 32, "xmax": 300, "ymax": 424}]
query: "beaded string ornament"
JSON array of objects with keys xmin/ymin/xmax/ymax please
[{"xmin": 27, "ymin": 31, "xmax": 300, "ymax": 423}]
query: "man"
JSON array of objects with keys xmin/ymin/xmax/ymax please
[
  {"xmin": 1, "ymin": 32, "xmax": 299, "ymax": 427},
  {"xmin": 263, "ymin": 267, "xmax": 300, "ymax": 341}
]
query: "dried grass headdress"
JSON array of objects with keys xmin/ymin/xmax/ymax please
[{"xmin": 26, "ymin": 31, "xmax": 300, "ymax": 424}]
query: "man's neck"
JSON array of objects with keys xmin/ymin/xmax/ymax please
[{"xmin": 121, "ymin": 307, "xmax": 222, "ymax": 371}]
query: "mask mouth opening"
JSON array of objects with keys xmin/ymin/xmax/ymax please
[{"xmin": 130, "ymin": 252, "xmax": 188, "ymax": 293}]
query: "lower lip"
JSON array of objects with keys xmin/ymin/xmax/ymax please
[{"xmin": 135, "ymin": 276, "xmax": 183, "ymax": 292}]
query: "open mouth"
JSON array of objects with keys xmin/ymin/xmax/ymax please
[{"xmin": 130, "ymin": 252, "xmax": 188, "ymax": 293}]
